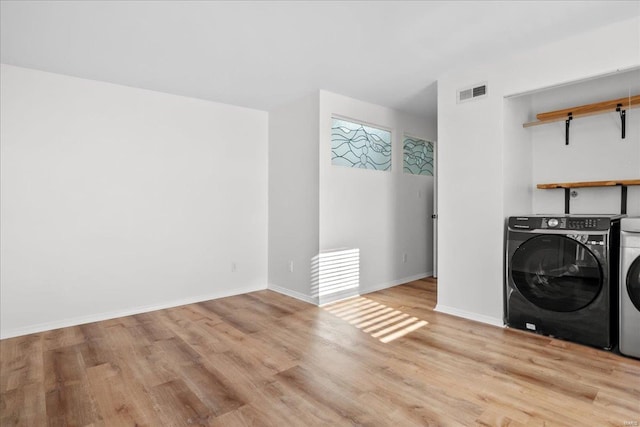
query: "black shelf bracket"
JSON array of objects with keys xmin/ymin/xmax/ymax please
[
  {"xmin": 565, "ymin": 113, "xmax": 573, "ymax": 145},
  {"xmin": 616, "ymin": 103, "xmax": 626, "ymax": 139},
  {"xmin": 620, "ymin": 184, "xmax": 628, "ymax": 215}
]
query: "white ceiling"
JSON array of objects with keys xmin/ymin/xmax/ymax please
[{"xmin": 1, "ymin": 1, "xmax": 638, "ymax": 118}]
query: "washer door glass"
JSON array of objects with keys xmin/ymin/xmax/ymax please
[
  {"xmin": 511, "ymin": 235, "xmax": 602, "ymax": 312},
  {"xmin": 627, "ymin": 256, "xmax": 640, "ymax": 311}
]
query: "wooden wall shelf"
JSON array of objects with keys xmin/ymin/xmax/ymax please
[
  {"xmin": 523, "ymin": 94, "xmax": 639, "ymax": 145},
  {"xmin": 524, "ymin": 95, "xmax": 640, "ymax": 128},
  {"xmin": 537, "ymin": 179, "xmax": 640, "ymax": 189},
  {"xmin": 536, "ymin": 179, "xmax": 640, "ymax": 214}
]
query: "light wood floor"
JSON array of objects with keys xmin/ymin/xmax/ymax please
[{"xmin": 1, "ymin": 278, "xmax": 639, "ymax": 426}]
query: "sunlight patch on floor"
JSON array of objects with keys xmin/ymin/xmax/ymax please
[{"xmin": 323, "ymin": 297, "xmax": 428, "ymax": 343}]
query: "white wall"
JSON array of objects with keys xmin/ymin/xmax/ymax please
[
  {"xmin": 268, "ymin": 93, "xmax": 320, "ymax": 303},
  {"xmin": 0, "ymin": 65, "xmax": 268, "ymax": 338},
  {"xmin": 503, "ymin": 96, "xmax": 533, "ymax": 217},
  {"xmin": 437, "ymin": 76, "xmax": 507, "ymax": 326},
  {"xmin": 268, "ymin": 90, "xmax": 437, "ymax": 304},
  {"xmin": 436, "ymin": 16, "xmax": 640, "ymax": 326},
  {"xmin": 319, "ymin": 90, "xmax": 437, "ymax": 298}
]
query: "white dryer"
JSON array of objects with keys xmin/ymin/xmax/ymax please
[{"xmin": 620, "ymin": 217, "xmax": 640, "ymax": 358}]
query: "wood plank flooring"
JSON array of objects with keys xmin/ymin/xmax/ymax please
[{"xmin": 1, "ymin": 277, "xmax": 639, "ymax": 426}]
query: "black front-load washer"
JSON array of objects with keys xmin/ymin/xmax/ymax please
[{"xmin": 505, "ymin": 214, "xmax": 622, "ymax": 350}]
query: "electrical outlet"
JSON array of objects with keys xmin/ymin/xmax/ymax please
[
  {"xmin": 231, "ymin": 262, "xmax": 237, "ymax": 272},
  {"xmin": 289, "ymin": 261, "xmax": 294, "ymax": 272},
  {"xmin": 402, "ymin": 253, "xmax": 408, "ymax": 263}
]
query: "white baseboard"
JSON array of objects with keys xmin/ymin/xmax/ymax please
[
  {"xmin": 360, "ymin": 271, "xmax": 433, "ymax": 295},
  {"xmin": 317, "ymin": 288, "xmax": 360, "ymax": 306},
  {"xmin": 0, "ymin": 284, "xmax": 267, "ymax": 339},
  {"xmin": 269, "ymin": 273, "xmax": 434, "ymax": 307},
  {"xmin": 1, "ymin": 274, "xmax": 440, "ymax": 339},
  {"xmin": 434, "ymin": 304, "xmax": 505, "ymax": 328},
  {"xmin": 267, "ymin": 283, "xmax": 317, "ymax": 305}
]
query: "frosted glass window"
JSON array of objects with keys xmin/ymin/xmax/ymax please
[
  {"xmin": 403, "ymin": 136, "xmax": 433, "ymax": 176},
  {"xmin": 331, "ymin": 118, "xmax": 391, "ymax": 171}
]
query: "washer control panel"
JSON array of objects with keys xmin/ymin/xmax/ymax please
[{"xmin": 509, "ymin": 216, "xmax": 617, "ymax": 231}]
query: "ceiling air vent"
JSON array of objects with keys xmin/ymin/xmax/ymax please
[{"xmin": 457, "ymin": 82, "xmax": 488, "ymax": 103}]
